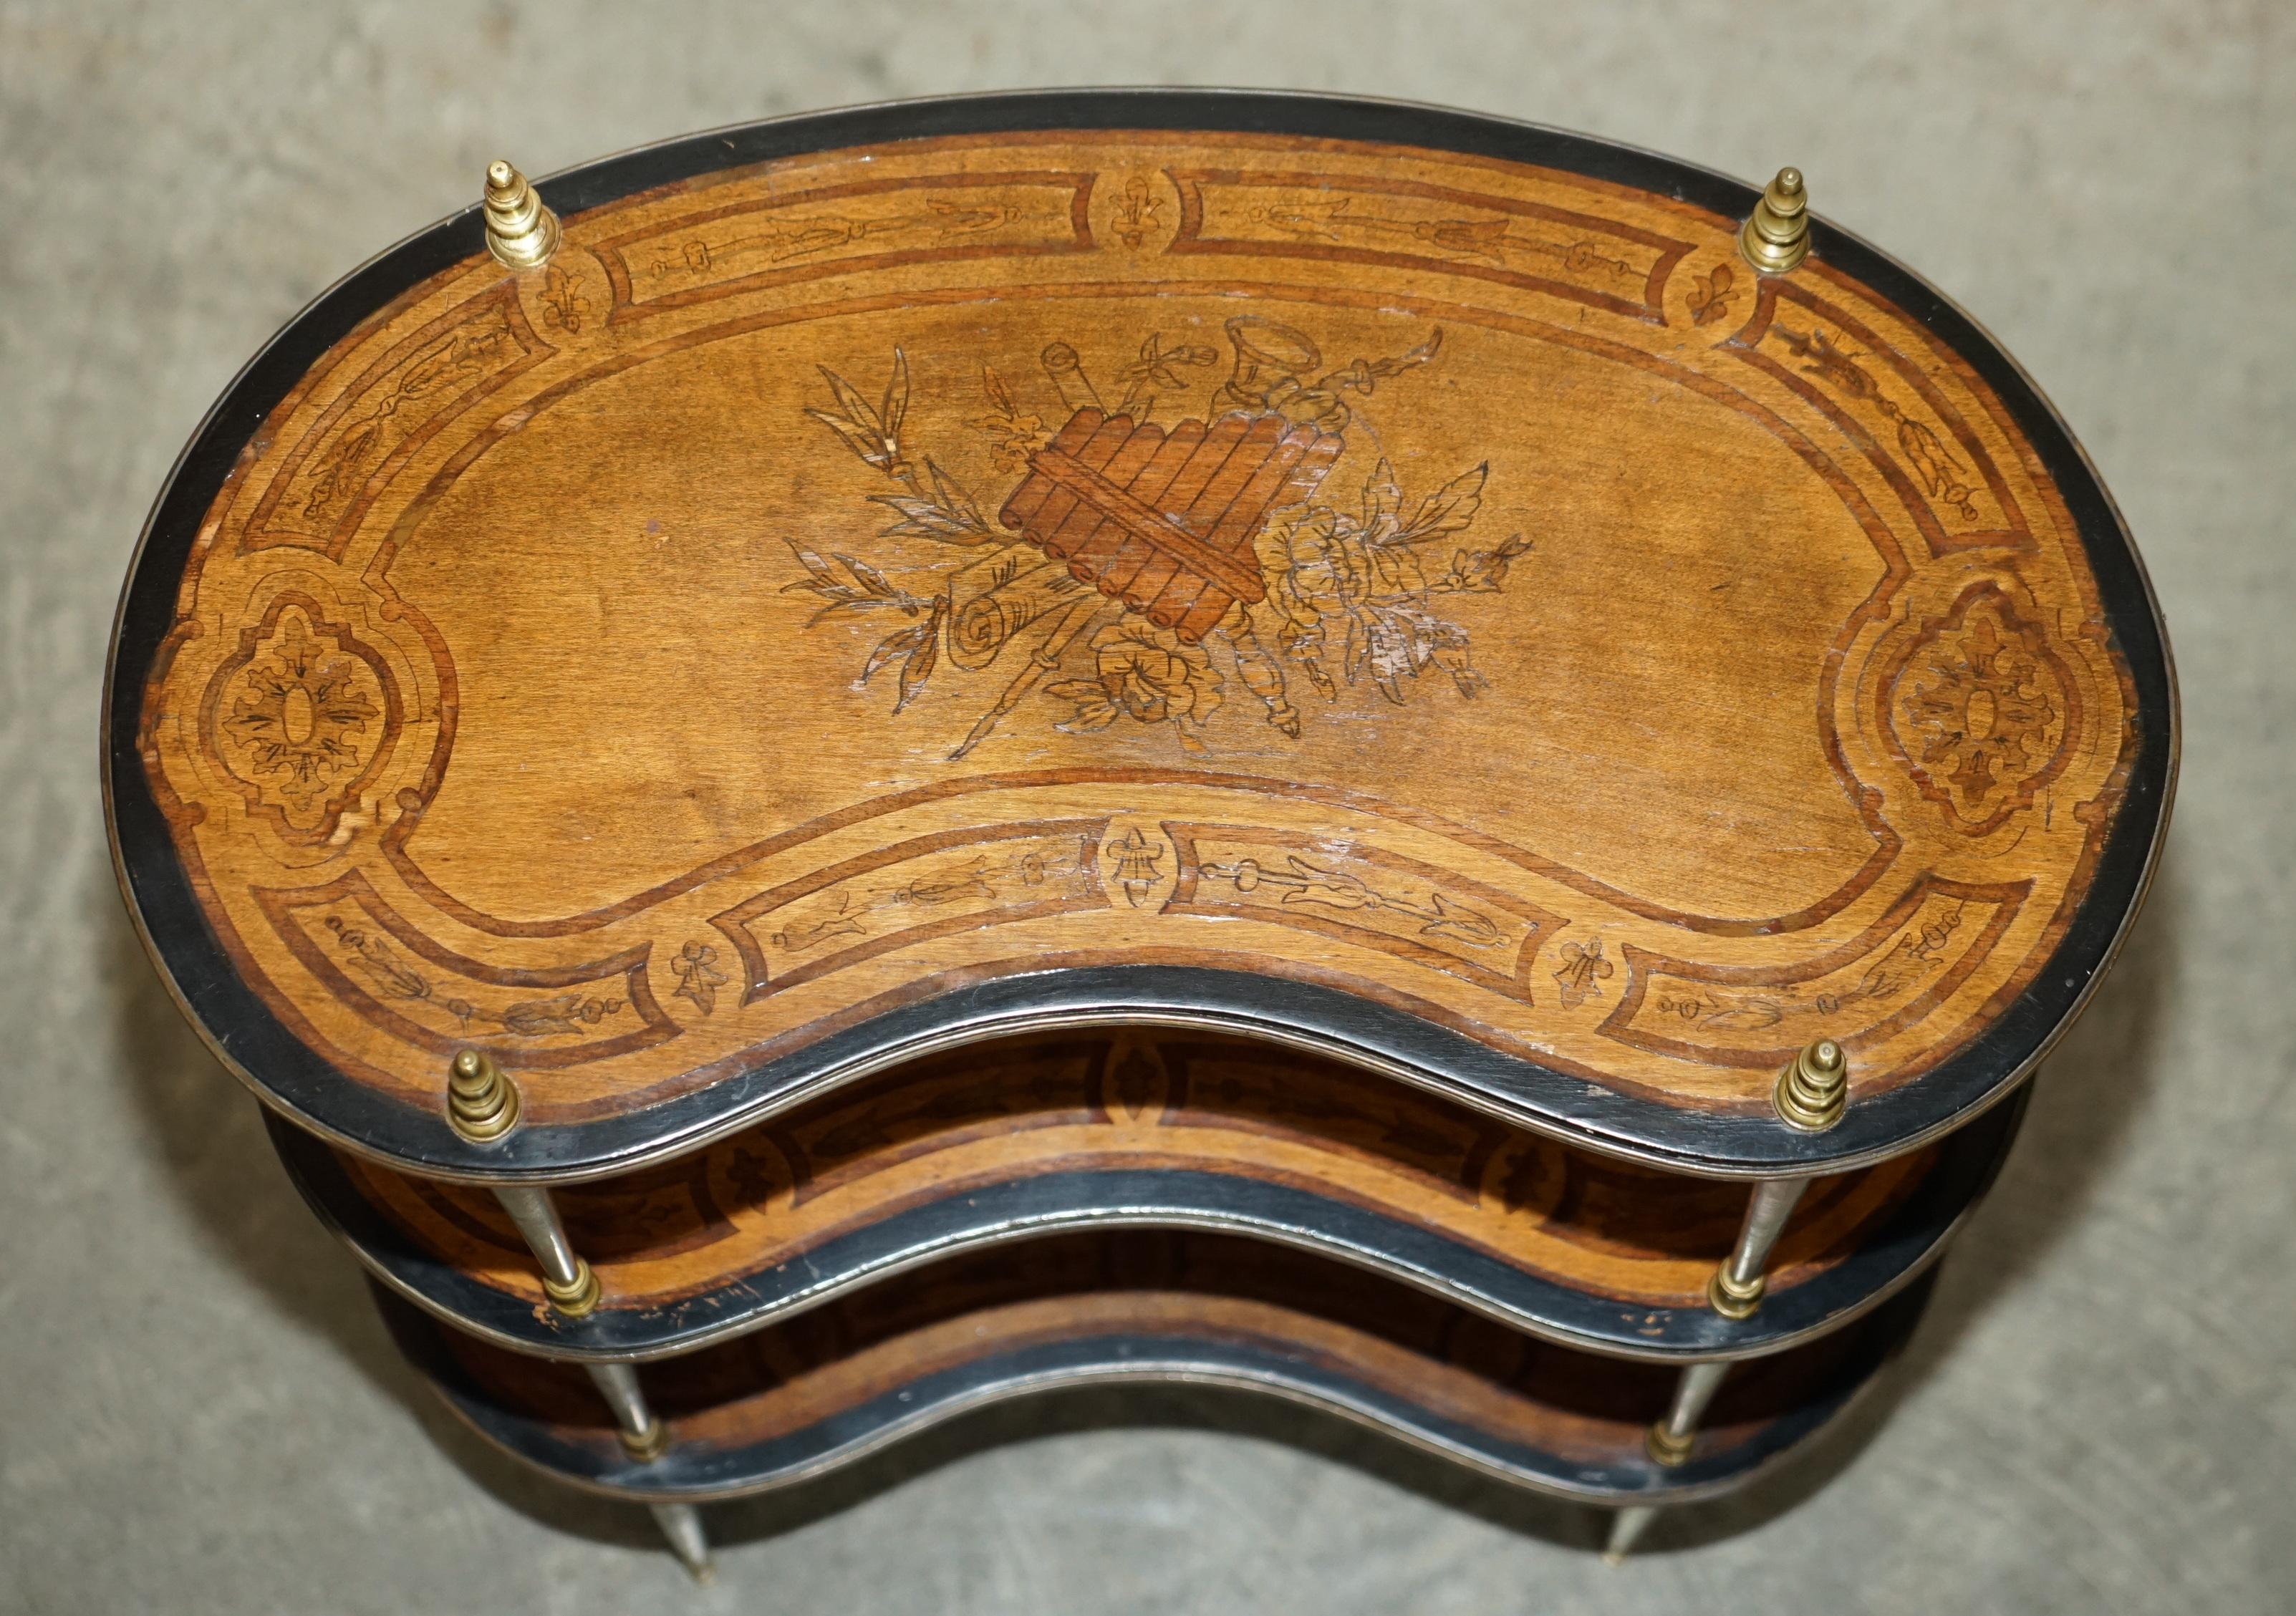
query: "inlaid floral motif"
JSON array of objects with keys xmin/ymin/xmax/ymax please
[
  {"xmin": 1887, "ymin": 584, "xmax": 2073, "ymax": 833},
  {"xmin": 1551, "ymin": 938, "xmax": 1614, "ymax": 1008},
  {"xmin": 1050, "ymin": 620, "xmax": 1226, "ymax": 753},
  {"xmin": 1776, "ymin": 323, "xmax": 1979, "ymax": 522},
  {"xmin": 209, "ymin": 602, "xmax": 395, "ymax": 836},
  {"xmin": 319, "ymin": 914, "xmax": 627, "ymax": 1040}
]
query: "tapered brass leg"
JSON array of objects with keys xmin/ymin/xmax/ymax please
[
  {"xmin": 648, "ymin": 1502, "xmax": 715, "ymax": 1584},
  {"xmin": 1707, "ymin": 1177, "xmax": 1810, "ymax": 1317},
  {"xmin": 491, "ymin": 1184, "xmax": 601, "ymax": 1317},
  {"xmin": 1611, "ymin": 1360, "xmax": 1733, "ymax": 1562},
  {"xmin": 580, "ymin": 1362, "xmax": 709, "ymax": 1578},
  {"xmin": 1603, "ymin": 1504, "xmax": 1660, "ymax": 1564}
]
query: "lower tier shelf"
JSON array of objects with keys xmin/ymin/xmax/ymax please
[
  {"xmin": 281, "ymin": 1030, "xmax": 2022, "ymax": 1363},
  {"xmin": 376, "ymin": 1229, "xmax": 1936, "ymax": 1506}
]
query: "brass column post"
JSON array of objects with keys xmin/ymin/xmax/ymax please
[
  {"xmin": 1707, "ymin": 1177, "xmax": 1810, "ymax": 1318},
  {"xmin": 1707, "ymin": 1037, "xmax": 1850, "ymax": 1316},
  {"xmin": 585, "ymin": 1361, "xmax": 668, "ymax": 1462},
  {"xmin": 491, "ymin": 1184, "xmax": 602, "ymax": 1317},
  {"xmin": 1645, "ymin": 1359, "xmax": 1732, "ymax": 1466},
  {"xmin": 441, "ymin": 1048, "xmax": 604, "ymax": 1317}
]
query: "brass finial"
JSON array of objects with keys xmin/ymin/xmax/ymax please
[
  {"xmin": 1740, "ymin": 167, "xmax": 1810, "ymax": 274},
  {"xmin": 1774, "ymin": 1037, "xmax": 1848, "ymax": 1131},
  {"xmin": 446, "ymin": 1048, "xmax": 521, "ymax": 1141},
  {"xmin": 483, "ymin": 159, "xmax": 559, "ymax": 270}
]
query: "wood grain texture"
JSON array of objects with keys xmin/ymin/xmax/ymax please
[
  {"xmin": 375, "ymin": 1231, "xmax": 1935, "ymax": 1504},
  {"xmin": 114, "ymin": 102, "xmax": 2164, "ymax": 1173},
  {"xmin": 266, "ymin": 1030, "xmax": 2024, "ymax": 1362}
]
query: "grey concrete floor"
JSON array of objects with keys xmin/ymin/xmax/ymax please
[{"xmin": 3, "ymin": 2, "xmax": 2291, "ymax": 1611}]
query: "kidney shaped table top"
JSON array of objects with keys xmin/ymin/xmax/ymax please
[{"xmin": 106, "ymin": 90, "xmax": 2173, "ymax": 1184}]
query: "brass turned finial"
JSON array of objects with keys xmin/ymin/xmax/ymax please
[
  {"xmin": 1740, "ymin": 167, "xmax": 1810, "ymax": 274},
  {"xmin": 447, "ymin": 1048, "xmax": 521, "ymax": 1141},
  {"xmin": 483, "ymin": 159, "xmax": 559, "ymax": 269},
  {"xmin": 1774, "ymin": 1037, "xmax": 1848, "ymax": 1131}
]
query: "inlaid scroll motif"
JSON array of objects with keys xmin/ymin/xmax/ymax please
[
  {"xmin": 599, "ymin": 172, "xmax": 1096, "ymax": 313},
  {"xmin": 246, "ymin": 291, "xmax": 538, "ymax": 552},
  {"xmin": 1882, "ymin": 581, "xmax": 2078, "ymax": 836},
  {"xmin": 1169, "ymin": 170, "xmax": 1689, "ymax": 321},
  {"xmin": 201, "ymin": 594, "xmax": 402, "ymax": 845},
  {"xmin": 256, "ymin": 876, "xmax": 675, "ymax": 1066},
  {"xmin": 1603, "ymin": 879, "xmax": 2026, "ymax": 1068},
  {"xmin": 710, "ymin": 822, "xmax": 1109, "ymax": 1004},
  {"xmin": 1165, "ymin": 824, "xmax": 1560, "ymax": 1005},
  {"xmin": 781, "ymin": 316, "xmax": 1531, "ymax": 759}
]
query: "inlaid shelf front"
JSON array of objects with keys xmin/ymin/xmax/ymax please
[
  {"xmin": 105, "ymin": 89, "xmax": 2172, "ymax": 1576},
  {"xmin": 374, "ymin": 1233, "xmax": 1937, "ymax": 1507},
  {"xmin": 269, "ymin": 1030, "xmax": 2023, "ymax": 1360}
]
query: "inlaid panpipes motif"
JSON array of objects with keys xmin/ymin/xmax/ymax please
[{"xmin": 781, "ymin": 315, "xmax": 1524, "ymax": 758}]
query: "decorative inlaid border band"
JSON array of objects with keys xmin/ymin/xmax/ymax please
[
  {"xmin": 1603, "ymin": 876, "xmax": 2027, "ymax": 1069},
  {"xmin": 257, "ymin": 871, "xmax": 677, "ymax": 1068},
  {"xmin": 1168, "ymin": 168, "xmax": 1690, "ymax": 322},
  {"xmin": 1164, "ymin": 822, "xmax": 1561, "ymax": 1005},
  {"xmin": 242, "ymin": 288, "xmax": 545, "ymax": 556},
  {"xmin": 710, "ymin": 820, "xmax": 1111, "ymax": 1005},
  {"xmin": 595, "ymin": 170, "xmax": 1099, "ymax": 318}
]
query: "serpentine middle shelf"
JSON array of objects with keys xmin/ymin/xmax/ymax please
[{"xmin": 271, "ymin": 1030, "xmax": 2022, "ymax": 1362}]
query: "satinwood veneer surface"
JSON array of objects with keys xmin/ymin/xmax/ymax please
[
  {"xmin": 108, "ymin": 92, "xmax": 2173, "ymax": 1179},
  {"xmin": 274, "ymin": 1029, "xmax": 2022, "ymax": 1360},
  {"xmin": 377, "ymin": 1233, "xmax": 1933, "ymax": 1504}
]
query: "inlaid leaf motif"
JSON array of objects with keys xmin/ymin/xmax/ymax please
[
  {"xmin": 869, "ymin": 458, "xmax": 993, "ymax": 542},
  {"xmin": 781, "ymin": 541, "xmax": 934, "ymax": 624},
  {"xmin": 808, "ymin": 350, "xmax": 911, "ymax": 475},
  {"xmin": 1397, "ymin": 463, "xmax": 1487, "ymax": 546}
]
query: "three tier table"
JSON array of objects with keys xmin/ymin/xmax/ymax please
[{"xmin": 105, "ymin": 90, "xmax": 2174, "ymax": 1578}]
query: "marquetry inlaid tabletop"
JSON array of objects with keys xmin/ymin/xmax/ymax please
[{"xmin": 107, "ymin": 93, "xmax": 2171, "ymax": 1179}]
